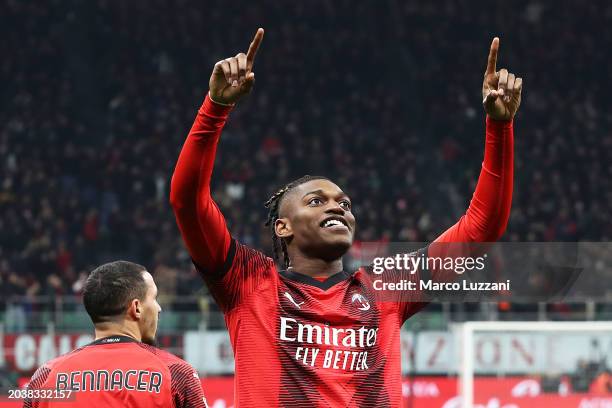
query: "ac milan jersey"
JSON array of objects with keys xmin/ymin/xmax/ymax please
[
  {"xmin": 24, "ymin": 336, "xmax": 207, "ymax": 408},
  {"xmin": 170, "ymin": 94, "xmax": 514, "ymax": 407},
  {"xmin": 196, "ymin": 241, "xmax": 430, "ymax": 407}
]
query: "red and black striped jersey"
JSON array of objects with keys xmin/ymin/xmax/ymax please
[
  {"xmin": 196, "ymin": 242, "xmax": 430, "ymax": 407},
  {"xmin": 170, "ymin": 94, "xmax": 514, "ymax": 407},
  {"xmin": 24, "ymin": 335, "xmax": 207, "ymax": 408}
]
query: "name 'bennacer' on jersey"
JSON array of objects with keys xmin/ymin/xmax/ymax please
[{"xmin": 55, "ymin": 369, "xmax": 163, "ymax": 393}]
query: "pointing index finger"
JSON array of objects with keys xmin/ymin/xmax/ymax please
[
  {"xmin": 246, "ymin": 28, "xmax": 264, "ymax": 69},
  {"xmin": 486, "ymin": 37, "xmax": 499, "ymax": 75}
]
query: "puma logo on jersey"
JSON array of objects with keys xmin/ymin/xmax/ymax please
[
  {"xmin": 284, "ymin": 292, "xmax": 304, "ymax": 309},
  {"xmin": 351, "ymin": 293, "xmax": 370, "ymax": 311}
]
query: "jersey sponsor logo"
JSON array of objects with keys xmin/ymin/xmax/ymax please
[
  {"xmin": 55, "ymin": 369, "xmax": 163, "ymax": 393},
  {"xmin": 279, "ymin": 317, "xmax": 378, "ymax": 348},
  {"xmin": 279, "ymin": 317, "xmax": 378, "ymax": 371},
  {"xmin": 283, "ymin": 292, "xmax": 304, "ymax": 309},
  {"xmin": 351, "ymin": 293, "xmax": 370, "ymax": 311}
]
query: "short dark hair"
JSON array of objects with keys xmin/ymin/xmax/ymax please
[
  {"xmin": 264, "ymin": 175, "xmax": 329, "ymax": 269},
  {"xmin": 83, "ymin": 261, "xmax": 148, "ymax": 323}
]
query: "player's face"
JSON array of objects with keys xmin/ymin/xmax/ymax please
[
  {"xmin": 278, "ymin": 179, "xmax": 356, "ymax": 261},
  {"xmin": 139, "ymin": 271, "xmax": 162, "ymax": 346}
]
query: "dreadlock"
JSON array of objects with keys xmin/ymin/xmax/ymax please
[{"xmin": 264, "ymin": 175, "xmax": 329, "ymax": 269}]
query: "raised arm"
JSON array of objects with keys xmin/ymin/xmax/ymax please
[
  {"xmin": 170, "ymin": 29, "xmax": 264, "ymax": 272},
  {"xmin": 434, "ymin": 37, "xmax": 522, "ymax": 244},
  {"xmin": 397, "ymin": 38, "xmax": 523, "ymax": 321}
]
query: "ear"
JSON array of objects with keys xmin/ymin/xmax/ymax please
[
  {"xmin": 127, "ymin": 299, "xmax": 142, "ymax": 320},
  {"xmin": 274, "ymin": 217, "xmax": 293, "ymax": 239}
]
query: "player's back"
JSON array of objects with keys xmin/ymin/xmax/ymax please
[{"xmin": 25, "ymin": 335, "xmax": 202, "ymax": 408}]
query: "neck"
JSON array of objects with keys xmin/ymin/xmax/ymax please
[
  {"xmin": 94, "ymin": 321, "xmax": 141, "ymax": 342},
  {"xmin": 287, "ymin": 250, "xmax": 343, "ymax": 278}
]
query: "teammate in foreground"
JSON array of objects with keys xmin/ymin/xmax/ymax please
[
  {"xmin": 24, "ymin": 261, "xmax": 207, "ymax": 408},
  {"xmin": 171, "ymin": 28, "xmax": 522, "ymax": 407}
]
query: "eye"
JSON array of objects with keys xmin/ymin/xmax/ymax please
[
  {"xmin": 308, "ymin": 197, "xmax": 323, "ymax": 206},
  {"xmin": 340, "ymin": 200, "xmax": 352, "ymax": 210}
]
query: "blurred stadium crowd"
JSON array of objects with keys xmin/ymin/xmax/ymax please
[{"xmin": 1, "ymin": 0, "xmax": 611, "ymax": 307}]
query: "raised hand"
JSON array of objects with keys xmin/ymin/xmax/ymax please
[
  {"xmin": 482, "ymin": 37, "xmax": 523, "ymax": 121},
  {"xmin": 209, "ymin": 28, "xmax": 264, "ymax": 105}
]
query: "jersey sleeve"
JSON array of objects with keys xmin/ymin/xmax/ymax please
[
  {"xmin": 366, "ymin": 246, "xmax": 431, "ymax": 322},
  {"xmin": 23, "ymin": 365, "xmax": 51, "ymax": 408},
  {"xmin": 433, "ymin": 116, "xmax": 513, "ymax": 244},
  {"xmin": 169, "ymin": 361, "xmax": 208, "ymax": 408},
  {"xmin": 195, "ymin": 240, "xmax": 275, "ymax": 312},
  {"xmin": 397, "ymin": 117, "xmax": 514, "ymax": 322},
  {"xmin": 170, "ymin": 94, "xmax": 233, "ymax": 273},
  {"xmin": 170, "ymin": 94, "xmax": 276, "ymax": 312}
]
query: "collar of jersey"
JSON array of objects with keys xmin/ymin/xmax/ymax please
[
  {"xmin": 280, "ymin": 269, "xmax": 353, "ymax": 290},
  {"xmin": 88, "ymin": 335, "xmax": 140, "ymax": 346}
]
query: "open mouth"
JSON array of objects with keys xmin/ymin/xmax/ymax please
[{"xmin": 320, "ymin": 217, "xmax": 349, "ymax": 230}]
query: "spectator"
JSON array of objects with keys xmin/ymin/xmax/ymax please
[{"xmin": 1, "ymin": 0, "xmax": 610, "ymax": 308}]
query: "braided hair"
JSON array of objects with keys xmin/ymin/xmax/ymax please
[{"xmin": 264, "ymin": 175, "xmax": 329, "ymax": 269}]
